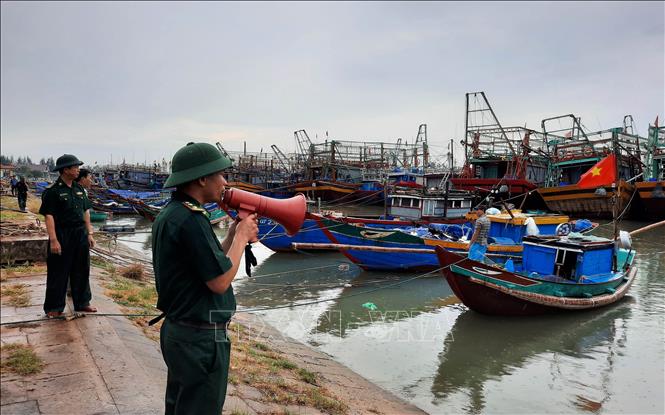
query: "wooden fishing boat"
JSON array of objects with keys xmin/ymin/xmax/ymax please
[
  {"xmin": 538, "ymin": 117, "xmax": 643, "ymax": 218},
  {"xmin": 387, "ymin": 189, "xmax": 474, "ymax": 221},
  {"xmin": 455, "ymin": 92, "xmax": 550, "ymax": 203},
  {"xmin": 306, "ymin": 213, "xmax": 584, "ymax": 271},
  {"xmin": 633, "ymin": 123, "xmax": 664, "ymax": 219},
  {"xmin": 538, "ymin": 180, "xmax": 635, "ymax": 219},
  {"xmin": 288, "ymin": 180, "xmax": 360, "ymax": 203},
  {"xmin": 634, "ymin": 181, "xmax": 665, "ymax": 219},
  {"xmin": 129, "ymin": 198, "xmax": 226, "ymax": 224},
  {"xmin": 435, "ymin": 234, "xmax": 637, "ymax": 316},
  {"xmin": 90, "ymin": 199, "xmax": 135, "ymax": 214},
  {"xmin": 255, "ymin": 213, "xmax": 421, "ymax": 252}
]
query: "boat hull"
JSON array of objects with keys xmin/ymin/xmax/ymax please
[
  {"xmin": 314, "ymin": 216, "xmax": 519, "ymax": 271},
  {"xmin": 450, "ymin": 178, "xmax": 536, "ymax": 195},
  {"xmin": 537, "ymin": 180, "xmax": 634, "ymax": 218},
  {"xmin": 634, "ymin": 181, "xmax": 665, "ymax": 220},
  {"xmin": 436, "ymin": 247, "xmax": 636, "ymax": 316}
]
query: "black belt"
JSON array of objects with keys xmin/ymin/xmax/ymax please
[{"xmin": 168, "ymin": 318, "xmax": 229, "ymax": 331}]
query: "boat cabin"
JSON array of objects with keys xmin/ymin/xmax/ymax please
[
  {"xmin": 522, "ymin": 235, "xmax": 614, "ymax": 281},
  {"xmin": 388, "ymin": 192, "xmax": 473, "ymax": 220}
]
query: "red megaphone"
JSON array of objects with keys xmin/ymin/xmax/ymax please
[{"xmin": 221, "ymin": 188, "xmax": 306, "ymax": 236}]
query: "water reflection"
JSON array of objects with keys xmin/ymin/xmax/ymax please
[
  {"xmin": 314, "ymin": 272, "xmax": 455, "ymax": 337},
  {"xmin": 234, "ymin": 251, "xmax": 359, "ymax": 308},
  {"xmin": 432, "ymin": 303, "xmax": 632, "ymax": 413}
]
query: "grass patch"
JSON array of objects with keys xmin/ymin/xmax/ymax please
[
  {"xmin": 229, "ymin": 334, "xmax": 347, "ymax": 414},
  {"xmin": 298, "ymin": 367, "xmax": 318, "ymax": 385},
  {"xmin": 271, "ymin": 358, "xmax": 297, "ymax": 370},
  {"xmin": 104, "ymin": 277, "xmax": 157, "ymax": 311},
  {"xmin": 308, "ymin": 388, "xmax": 347, "ymax": 414},
  {"xmin": 0, "ymin": 283, "xmax": 31, "ymax": 307},
  {"xmin": 0, "ymin": 262, "xmax": 47, "ymax": 281},
  {"xmin": 91, "ymin": 256, "xmax": 116, "ymax": 274},
  {"xmin": 0, "ymin": 343, "xmax": 43, "ymax": 376},
  {"xmin": 103, "ymin": 276, "xmax": 160, "ymax": 341},
  {"xmin": 0, "ymin": 210, "xmax": 26, "ymax": 221}
]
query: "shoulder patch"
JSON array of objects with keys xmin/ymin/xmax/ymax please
[{"xmin": 183, "ymin": 201, "xmax": 207, "ymax": 213}]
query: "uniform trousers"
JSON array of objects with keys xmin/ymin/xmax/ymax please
[
  {"xmin": 160, "ymin": 319, "xmax": 231, "ymax": 415},
  {"xmin": 44, "ymin": 225, "xmax": 92, "ymax": 313}
]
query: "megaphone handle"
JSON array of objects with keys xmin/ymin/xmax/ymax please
[{"xmin": 244, "ymin": 243, "xmax": 257, "ymax": 277}]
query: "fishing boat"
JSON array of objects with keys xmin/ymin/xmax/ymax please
[
  {"xmin": 304, "ymin": 213, "xmax": 591, "ymax": 271},
  {"xmin": 538, "ymin": 118, "xmax": 644, "ymax": 218},
  {"xmin": 434, "ymin": 233, "xmax": 637, "ymax": 316},
  {"xmin": 387, "ymin": 184, "xmax": 474, "ymax": 222},
  {"xmin": 255, "ymin": 213, "xmax": 420, "ymax": 252},
  {"xmin": 90, "ymin": 199, "xmax": 135, "ymax": 214},
  {"xmin": 453, "ymin": 92, "xmax": 549, "ymax": 203},
  {"xmin": 129, "ymin": 198, "xmax": 226, "ymax": 224},
  {"xmin": 634, "ymin": 122, "xmax": 664, "ymax": 219}
]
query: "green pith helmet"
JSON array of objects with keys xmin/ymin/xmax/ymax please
[
  {"xmin": 163, "ymin": 142, "xmax": 232, "ymax": 188},
  {"xmin": 52, "ymin": 154, "xmax": 84, "ymax": 172}
]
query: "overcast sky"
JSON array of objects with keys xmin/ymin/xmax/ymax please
[{"xmin": 1, "ymin": 1, "xmax": 663, "ymax": 166}]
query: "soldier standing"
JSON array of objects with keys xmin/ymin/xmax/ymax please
[
  {"xmin": 39, "ymin": 154, "xmax": 97, "ymax": 318},
  {"xmin": 152, "ymin": 142, "xmax": 258, "ymax": 414}
]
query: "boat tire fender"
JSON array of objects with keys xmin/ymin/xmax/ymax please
[{"xmin": 556, "ymin": 222, "xmax": 572, "ymax": 236}]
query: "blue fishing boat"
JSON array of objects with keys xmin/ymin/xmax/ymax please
[
  {"xmin": 306, "ymin": 213, "xmax": 594, "ymax": 271},
  {"xmin": 435, "ymin": 234, "xmax": 637, "ymax": 315},
  {"xmin": 256, "ymin": 214, "xmax": 420, "ymax": 252}
]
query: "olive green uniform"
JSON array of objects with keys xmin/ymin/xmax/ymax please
[
  {"xmin": 39, "ymin": 177, "xmax": 93, "ymax": 313},
  {"xmin": 152, "ymin": 192, "xmax": 234, "ymax": 415}
]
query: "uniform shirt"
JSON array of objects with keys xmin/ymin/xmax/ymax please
[
  {"xmin": 474, "ymin": 214, "xmax": 491, "ymax": 246},
  {"xmin": 152, "ymin": 192, "xmax": 235, "ymax": 324},
  {"xmin": 39, "ymin": 177, "xmax": 92, "ymax": 228}
]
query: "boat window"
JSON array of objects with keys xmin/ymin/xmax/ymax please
[{"xmin": 555, "ymin": 249, "xmax": 579, "ymax": 280}]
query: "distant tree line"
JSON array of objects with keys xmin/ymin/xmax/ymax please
[{"xmin": 1, "ymin": 154, "xmax": 55, "ymax": 179}]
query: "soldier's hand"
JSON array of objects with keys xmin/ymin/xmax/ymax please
[
  {"xmin": 88, "ymin": 234, "xmax": 96, "ymax": 249},
  {"xmin": 227, "ymin": 219, "xmax": 238, "ymax": 237},
  {"xmin": 236, "ymin": 213, "xmax": 259, "ymax": 243},
  {"xmin": 50, "ymin": 239, "xmax": 62, "ymax": 255}
]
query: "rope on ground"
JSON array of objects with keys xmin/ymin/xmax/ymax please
[{"xmin": 0, "ymin": 258, "xmax": 467, "ymax": 326}]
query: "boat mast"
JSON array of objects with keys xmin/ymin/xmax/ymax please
[{"xmin": 612, "ymin": 128, "xmax": 620, "ymax": 271}]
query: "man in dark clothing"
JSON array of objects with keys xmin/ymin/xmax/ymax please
[
  {"xmin": 16, "ymin": 177, "xmax": 29, "ymax": 212},
  {"xmin": 153, "ymin": 142, "xmax": 258, "ymax": 415},
  {"xmin": 39, "ymin": 154, "xmax": 97, "ymax": 318}
]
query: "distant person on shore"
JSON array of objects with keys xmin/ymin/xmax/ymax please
[
  {"xmin": 468, "ymin": 205, "xmax": 490, "ymax": 262},
  {"xmin": 16, "ymin": 176, "xmax": 29, "ymax": 212},
  {"xmin": 10, "ymin": 175, "xmax": 18, "ymax": 196},
  {"xmin": 152, "ymin": 142, "xmax": 258, "ymax": 414},
  {"xmin": 39, "ymin": 154, "xmax": 97, "ymax": 318},
  {"xmin": 75, "ymin": 168, "xmax": 93, "ymax": 194}
]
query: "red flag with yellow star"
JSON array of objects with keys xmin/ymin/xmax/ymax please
[{"xmin": 577, "ymin": 154, "xmax": 617, "ymax": 189}]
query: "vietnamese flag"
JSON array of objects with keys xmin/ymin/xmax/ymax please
[{"xmin": 577, "ymin": 154, "xmax": 617, "ymax": 189}]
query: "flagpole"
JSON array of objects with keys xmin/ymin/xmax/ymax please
[{"xmin": 612, "ymin": 128, "xmax": 620, "ymax": 271}]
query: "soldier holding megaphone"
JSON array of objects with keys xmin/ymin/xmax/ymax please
[{"xmin": 151, "ymin": 142, "xmax": 259, "ymax": 415}]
